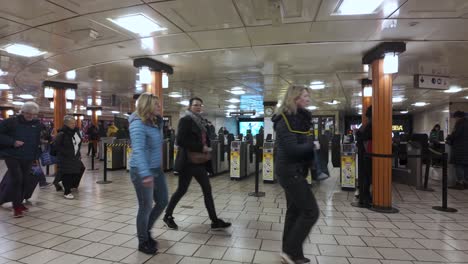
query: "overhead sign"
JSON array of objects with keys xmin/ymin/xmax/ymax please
[{"xmin": 414, "ymin": 74, "xmax": 450, "ymax": 90}]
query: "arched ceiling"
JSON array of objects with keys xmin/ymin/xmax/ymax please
[{"xmin": 0, "ymin": 0, "xmax": 468, "ymax": 117}]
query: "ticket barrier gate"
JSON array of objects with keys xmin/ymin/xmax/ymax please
[
  {"xmin": 163, "ymin": 139, "xmax": 174, "ymax": 172},
  {"xmin": 106, "ymin": 142, "xmax": 126, "ymax": 170},
  {"xmin": 230, "ymin": 141, "xmax": 258, "ymax": 180},
  {"xmin": 340, "ymin": 143, "xmax": 357, "ymax": 190},
  {"xmin": 262, "ymin": 141, "xmax": 275, "ymax": 183},
  {"xmin": 99, "ymin": 137, "xmax": 116, "ymax": 161},
  {"xmin": 392, "ymin": 142, "xmax": 422, "ymax": 186},
  {"xmin": 210, "ymin": 140, "xmax": 229, "ymax": 175}
]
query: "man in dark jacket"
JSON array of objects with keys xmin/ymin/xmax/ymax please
[
  {"xmin": 0, "ymin": 102, "xmax": 42, "ymax": 218},
  {"xmin": 447, "ymin": 111, "xmax": 468, "ymax": 190},
  {"xmin": 86, "ymin": 123, "xmax": 99, "ymax": 156}
]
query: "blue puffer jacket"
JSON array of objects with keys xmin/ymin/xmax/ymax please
[{"xmin": 129, "ymin": 112, "xmax": 163, "ymax": 178}]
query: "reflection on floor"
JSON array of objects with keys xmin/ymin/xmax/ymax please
[{"xmin": 1, "ymin": 155, "xmax": 468, "ymax": 264}]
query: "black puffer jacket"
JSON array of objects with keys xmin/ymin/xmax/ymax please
[
  {"xmin": 447, "ymin": 117, "xmax": 468, "ymax": 165},
  {"xmin": 272, "ymin": 108, "xmax": 315, "ymax": 181},
  {"xmin": 56, "ymin": 126, "xmax": 83, "ymax": 174},
  {"xmin": 0, "ymin": 115, "xmax": 42, "ymax": 160}
]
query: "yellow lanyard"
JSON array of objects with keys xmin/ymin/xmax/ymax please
[{"xmin": 280, "ymin": 112, "xmax": 313, "ymax": 136}]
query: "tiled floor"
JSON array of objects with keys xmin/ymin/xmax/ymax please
[{"xmin": 1, "ymin": 155, "xmax": 468, "ymax": 264}]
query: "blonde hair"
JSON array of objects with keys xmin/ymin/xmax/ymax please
[
  {"xmin": 136, "ymin": 92, "xmax": 159, "ymax": 125},
  {"xmin": 276, "ymin": 86, "xmax": 310, "ymax": 115}
]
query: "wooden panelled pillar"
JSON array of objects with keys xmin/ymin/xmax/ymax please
[
  {"xmin": 76, "ymin": 117, "xmax": 82, "ymax": 129},
  {"xmin": 1, "ymin": 111, "xmax": 8, "ymax": 119},
  {"xmin": 371, "ymin": 59, "xmax": 397, "ymax": 213},
  {"xmin": 92, "ymin": 110, "xmax": 98, "ymax": 127},
  {"xmin": 362, "ymin": 96, "xmax": 372, "ymax": 126},
  {"xmin": 149, "ymin": 71, "xmax": 163, "ymax": 116},
  {"xmin": 53, "ymin": 88, "xmax": 66, "ymax": 136}
]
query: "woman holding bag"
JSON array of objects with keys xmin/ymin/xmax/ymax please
[
  {"xmin": 55, "ymin": 115, "xmax": 84, "ymax": 199},
  {"xmin": 272, "ymin": 86, "xmax": 320, "ymax": 264},
  {"xmin": 164, "ymin": 97, "xmax": 231, "ymax": 230}
]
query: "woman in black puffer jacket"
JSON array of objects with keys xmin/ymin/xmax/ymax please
[
  {"xmin": 272, "ymin": 86, "xmax": 319, "ymax": 264},
  {"xmin": 55, "ymin": 115, "xmax": 84, "ymax": 199}
]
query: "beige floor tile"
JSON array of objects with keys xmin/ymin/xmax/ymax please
[
  {"xmin": 194, "ymin": 245, "xmax": 227, "ymax": 259},
  {"xmin": 74, "ymin": 242, "xmax": 113, "ymax": 257},
  {"xmin": 223, "ymin": 247, "xmax": 255, "ymax": 262},
  {"xmin": 95, "ymin": 246, "xmax": 135, "ymax": 261},
  {"xmin": 166, "ymin": 242, "xmax": 200, "ymax": 256}
]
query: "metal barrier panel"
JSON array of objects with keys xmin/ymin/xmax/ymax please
[
  {"xmin": 341, "ymin": 143, "xmax": 357, "ymax": 189},
  {"xmin": 262, "ymin": 142, "xmax": 275, "ymax": 182},
  {"xmin": 230, "ymin": 141, "xmax": 241, "ymax": 178}
]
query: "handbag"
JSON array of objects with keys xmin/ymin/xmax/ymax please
[
  {"xmin": 40, "ymin": 148, "xmax": 57, "ymax": 166},
  {"xmin": 187, "ymin": 151, "xmax": 211, "ymax": 164}
]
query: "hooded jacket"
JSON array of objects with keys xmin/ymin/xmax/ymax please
[
  {"xmin": 129, "ymin": 112, "xmax": 163, "ymax": 178},
  {"xmin": 272, "ymin": 108, "xmax": 315, "ymax": 180}
]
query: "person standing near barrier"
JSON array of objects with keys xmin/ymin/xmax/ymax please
[
  {"xmin": 447, "ymin": 111, "xmax": 468, "ymax": 190},
  {"xmin": 272, "ymin": 86, "xmax": 319, "ymax": 264},
  {"xmin": 86, "ymin": 123, "xmax": 99, "ymax": 157},
  {"xmin": 164, "ymin": 97, "xmax": 231, "ymax": 230},
  {"xmin": 129, "ymin": 92, "xmax": 168, "ymax": 255},
  {"xmin": 55, "ymin": 116, "xmax": 84, "ymax": 199},
  {"xmin": 0, "ymin": 102, "xmax": 42, "ymax": 218},
  {"xmin": 356, "ymin": 106, "xmax": 373, "ymax": 205}
]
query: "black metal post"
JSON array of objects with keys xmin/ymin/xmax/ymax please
[
  {"xmin": 433, "ymin": 152, "xmax": 457, "ymax": 212},
  {"xmin": 249, "ymin": 146, "xmax": 265, "ymax": 197},
  {"xmin": 97, "ymin": 143, "xmax": 112, "ymax": 184}
]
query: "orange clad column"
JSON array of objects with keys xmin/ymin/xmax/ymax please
[
  {"xmin": 92, "ymin": 110, "xmax": 98, "ymax": 127},
  {"xmin": 53, "ymin": 88, "xmax": 66, "ymax": 136},
  {"xmin": 362, "ymin": 42, "xmax": 405, "ymax": 213},
  {"xmin": 149, "ymin": 71, "xmax": 163, "ymax": 116}
]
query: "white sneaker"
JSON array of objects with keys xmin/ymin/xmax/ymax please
[{"xmin": 64, "ymin": 193, "xmax": 74, "ymax": 199}]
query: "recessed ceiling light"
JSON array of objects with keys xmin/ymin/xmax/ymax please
[
  {"xmin": 229, "ymin": 87, "xmax": 245, "ymax": 95},
  {"xmin": 12, "ymin": 101, "xmax": 24, "ymax": 106},
  {"xmin": 442, "ymin": 110, "xmax": 449, "ymax": 113},
  {"xmin": 227, "ymin": 104, "xmax": 237, "ymax": 109},
  {"xmin": 168, "ymin": 92, "xmax": 182, "ymax": 98},
  {"xmin": 444, "ymin": 86, "xmax": 462, "ymax": 93},
  {"xmin": 363, "ymin": 65, "xmax": 369, "ymax": 72},
  {"xmin": 2, "ymin": 43, "xmax": 47, "ymax": 57},
  {"xmin": 66, "ymin": 70, "xmax": 76, "ymax": 80},
  {"xmin": 325, "ymin": 100, "xmax": 340, "ymax": 105},
  {"xmin": 392, "ymin": 97, "xmax": 405, "ymax": 103},
  {"xmin": 412, "ymin": 102, "xmax": 428, "ymax": 107},
  {"xmin": 307, "ymin": 106, "xmax": 318, "ymax": 110},
  {"xmin": 179, "ymin": 100, "xmax": 189, "ymax": 106},
  {"xmin": 163, "ymin": 55, "xmax": 169, "ymax": 59},
  {"xmin": 111, "ymin": 111, "xmax": 120, "ymax": 114},
  {"xmin": 334, "ymin": 0, "xmax": 384, "ymax": 15},
  {"xmin": 108, "ymin": 13, "xmax": 167, "ymax": 36},
  {"xmin": 47, "ymin": 68, "xmax": 58, "ymax": 76},
  {"xmin": 400, "ymin": 110, "xmax": 409, "ymax": 114},
  {"xmin": 226, "ymin": 98, "xmax": 240, "ymax": 103},
  {"xmin": 96, "ymin": 78, "xmax": 103, "ymax": 82},
  {"xmin": 18, "ymin": 94, "xmax": 34, "ymax": 99},
  {"xmin": 309, "ymin": 81, "xmax": 325, "ymax": 90},
  {"xmin": 0, "ymin": 84, "xmax": 11, "ymax": 90}
]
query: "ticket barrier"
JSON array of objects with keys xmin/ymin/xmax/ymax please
[
  {"xmin": 99, "ymin": 137, "xmax": 116, "ymax": 161},
  {"xmin": 106, "ymin": 143, "xmax": 126, "ymax": 170},
  {"xmin": 262, "ymin": 141, "xmax": 275, "ymax": 183},
  {"xmin": 210, "ymin": 140, "xmax": 229, "ymax": 175},
  {"xmin": 392, "ymin": 142, "xmax": 422, "ymax": 186},
  {"xmin": 163, "ymin": 139, "xmax": 174, "ymax": 172},
  {"xmin": 230, "ymin": 141, "xmax": 258, "ymax": 180},
  {"xmin": 340, "ymin": 143, "xmax": 357, "ymax": 190}
]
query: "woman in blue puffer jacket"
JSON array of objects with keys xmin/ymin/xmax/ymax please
[{"xmin": 129, "ymin": 92, "xmax": 168, "ymax": 255}]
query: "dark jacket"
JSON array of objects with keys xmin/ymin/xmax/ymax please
[
  {"xmin": 447, "ymin": 117, "xmax": 468, "ymax": 165},
  {"xmin": 56, "ymin": 126, "xmax": 83, "ymax": 174},
  {"xmin": 86, "ymin": 125, "xmax": 99, "ymax": 141},
  {"xmin": 272, "ymin": 109, "xmax": 315, "ymax": 181},
  {"xmin": 0, "ymin": 115, "xmax": 42, "ymax": 160},
  {"xmin": 174, "ymin": 115, "xmax": 210, "ymax": 171}
]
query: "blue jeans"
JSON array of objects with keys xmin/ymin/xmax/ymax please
[{"xmin": 130, "ymin": 167, "xmax": 168, "ymax": 243}]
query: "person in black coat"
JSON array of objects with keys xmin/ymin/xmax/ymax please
[
  {"xmin": 164, "ymin": 97, "xmax": 231, "ymax": 230},
  {"xmin": 355, "ymin": 106, "xmax": 372, "ymax": 206},
  {"xmin": 55, "ymin": 115, "xmax": 84, "ymax": 199},
  {"xmin": 0, "ymin": 102, "xmax": 42, "ymax": 218},
  {"xmin": 86, "ymin": 123, "xmax": 99, "ymax": 156},
  {"xmin": 272, "ymin": 86, "xmax": 319, "ymax": 264},
  {"xmin": 447, "ymin": 111, "xmax": 468, "ymax": 189}
]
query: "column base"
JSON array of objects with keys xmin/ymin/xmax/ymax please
[
  {"xmin": 96, "ymin": 180, "xmax": 112, "ymax": 184},
  {"xmin": 416, "ymin": 186, "xmax": 434, "ymax": 192},
  {"xmin": 432, "ymin": 206, "xmax": 457, "ymax": 213},
  {"xmin": 248, "ymin": 191, "xmax": 265, "ymax": 197},
  {"xmin": 369, "ymin": 205, "xmax": 399, "ymax": 214},
  {"xmin": 351, "ymin": 201, "xmax": 371, "ymax": 208}
]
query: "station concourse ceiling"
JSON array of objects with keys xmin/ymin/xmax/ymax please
[{"xmin": 0, "ymin": 0, "xmax": 468, "ymax": 117}]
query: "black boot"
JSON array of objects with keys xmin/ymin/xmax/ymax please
[
  {"xmin": 163, "ymin": 215, "xmax": 178, "ymax": 230},
  {"xmin": 211, "ymin": 218, "xmax": 231, "ymax": 230},
  {"xmin": 138, "ymin": 241, "xmax": 157, "ymax": 255},
  {"xmin": 147, "ymin": 232, "xmax": 158, "ymax": 249}
]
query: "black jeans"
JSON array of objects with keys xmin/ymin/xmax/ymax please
[
  {"xmin": 62, "ymin": 173, "xmax": 79, "ymax": 195},
  {"xmin": 279, "ymin": 174, "xmax": 320, "ymax": 259},
  {"xmin": 87, "ymin": 141, "xmax": 96, "ymax": 156},
  {"xmin": 165, "ymin": 164, "xmax": 218, "ymax": 222},
  {"xmin": 4, "ymin": 157, "xmax": 34, "ymax": 207}
]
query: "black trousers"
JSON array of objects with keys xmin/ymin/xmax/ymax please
[
  {"xmin": 4, "ymin": 158, "xmax": 34, "ymax": 207},
  {"xmin": 62, "ymin": 173, "xmax": 81, "ymax": 195},
  {"xmin": 165, "ymin": 164, "xmax": 218, "ymax": 222},
  {"xmin": 279, "ymin": 175, "xmax": 320, "ymax": 259},
  {"xmin": 87, "ymin": 141, "xmax": 96, "ymax": 156}
]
